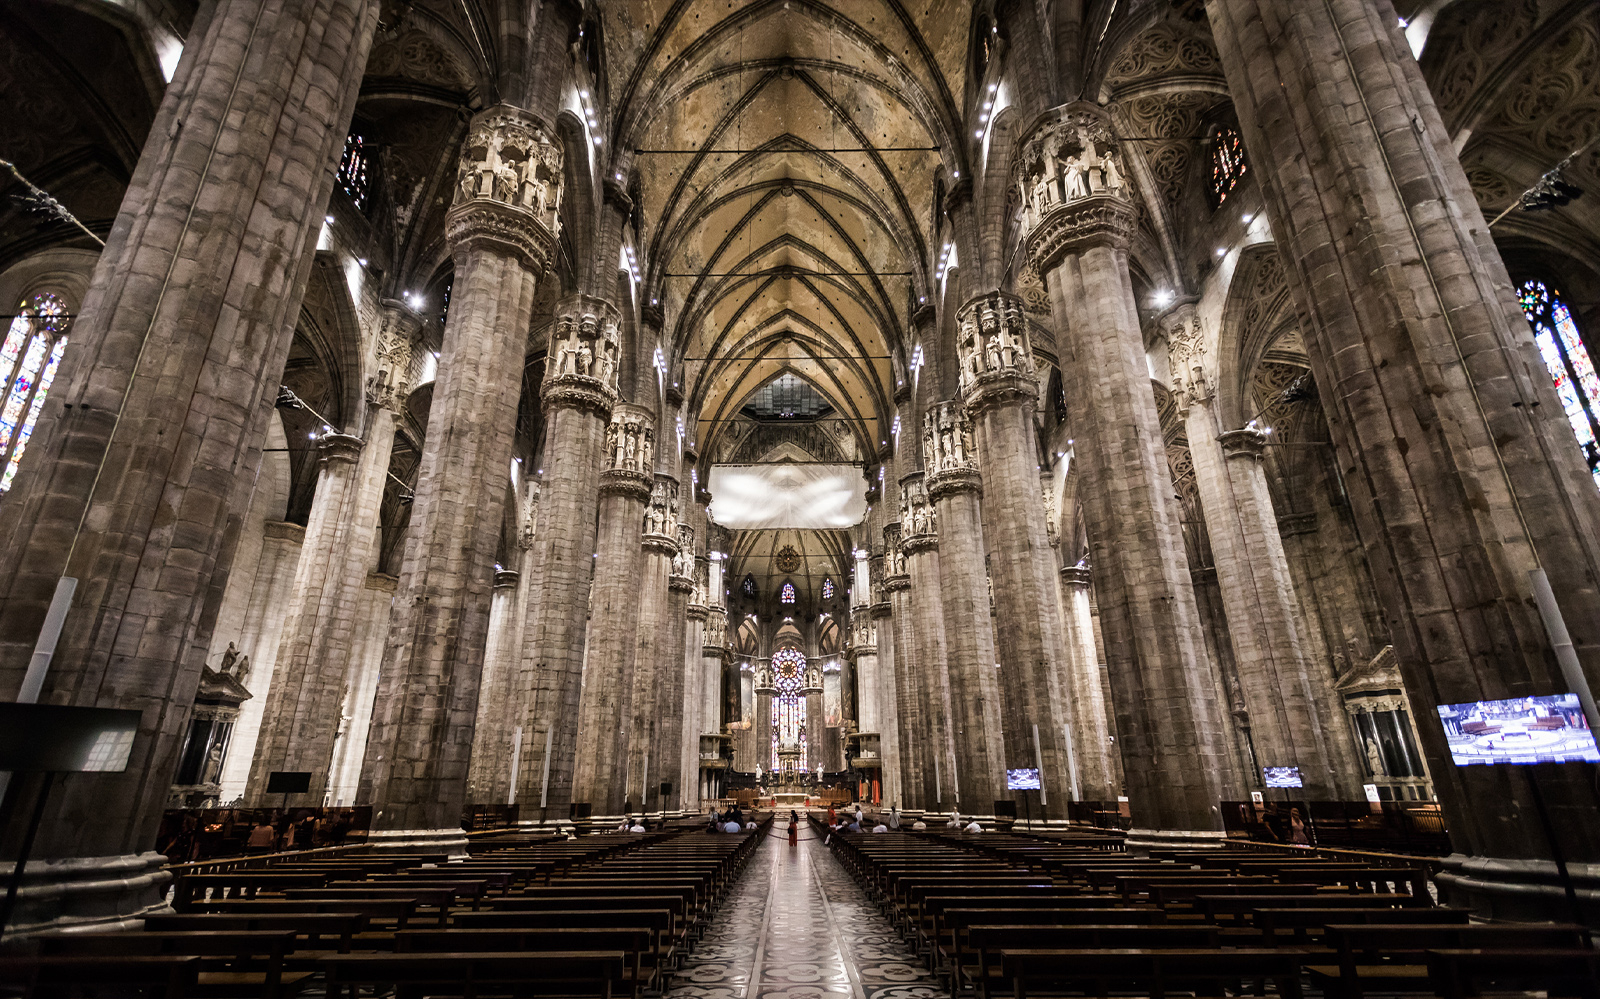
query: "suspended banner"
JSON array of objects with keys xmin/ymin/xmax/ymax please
[{"xmin": 707, "ymin": 463, "xmax": 869, "ymax": 530}]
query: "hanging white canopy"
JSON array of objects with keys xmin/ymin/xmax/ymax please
[{"xmin": 707, "ymin": 463, "xmax": 869, "ymax": 530}]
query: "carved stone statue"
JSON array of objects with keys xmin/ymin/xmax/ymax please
[{"xmin": 218, "ymin": 642, "xmax": 240, "ymax": 673}]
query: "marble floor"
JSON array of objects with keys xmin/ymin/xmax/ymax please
[{"xmin": 665, "ymin": 829, "xmax": 948, "ymax": 999}]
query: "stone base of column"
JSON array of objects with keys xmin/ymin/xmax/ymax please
[
  {"xmin": 1124, "ymin": 828, "xmax": 1230, "ymax": 855},
  {"xmin": 1435, "ymin": 854, "xmax": 1600, "ymax": 926},
  {"xmin": 0, "ymin": 852, "xmax": 171, "ymax": 941},
  {"xmin": 362, "ymin": 828, "xmax": 470, "ymax": 858}
]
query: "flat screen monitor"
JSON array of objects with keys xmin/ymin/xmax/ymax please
[
  {"xmin": 266, "ymin": 771, "xmax": 312, "ymax": 794},
  {"xmin": 1262, "ymin": 766, "xmax": 1303, "ymax": 788},
  {"xmin": 0, "ymin": 703, "xmax": 140, "ymax": 773},
  {"xmin": 1006, "ymin": 767, "xmax": 1041, "ymax": 791},
  {"xmin": 1436, "ymin": 693, "xmax": 1600, "ymax": 766}
]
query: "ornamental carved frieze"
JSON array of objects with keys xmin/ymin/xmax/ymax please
[
  {"xmin": 899, "ymin": 476, "xmax": 938, "ymax": 552},
  {"xmin": 1015, "ymin": 102, "xmax": 1128, "ymax": 242},
  {"xmin": 519, "ymin": 480, "xmax": 541, "ymax": 550},
  {"xmin": 1026, "ymin": 194, "xmax": 1138, "ymax": 272},
  {"xmin": 454, "ymin": 105, "xmax": 562, "ymax": 232},
  {"xmin": 642, "ymin": 476, "xmax": 679, "ymax": 540},
  {"xmin": 882, "ymin": 524, "xmax": 907, "ymax": 579},
  {"xmin": 923, "ymin": 400, "xmax": 981, "ymax": 498},
  {"xmin": 544, "ymin": 295, "xmax": 621, "ymax": 415},
  {"xmin": 846, "ymin": 613, "xmax": 877, "ymax": 658},
  {"xmin": 956, "ymin": 291, "xmax": 1035, "ymax": 408},
  {"xmin": 703, "ymin": 608, "xmax": 727, "ymax": 650},
  {"xmin": 599, "ymin": 404, "xmax": 655, "ymax": 500},
  {"xmin": 445, "ymin": 107, "xmax": 562, "ymax": 272},
  {"xmin": 672, "ymin": 525, "xmax": 697, "ymax": 580},
  {"xmin": 370, "ymin": 299, "xmax": 423, "ymax": 409}
]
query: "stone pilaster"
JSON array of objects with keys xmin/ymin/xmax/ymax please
[
  {"xmin": 1056, "ymin": 565, "xmax": 1119, "ymax": 800},
  {"xmin": 0, "ymin": 0, "xmax": 379, "ymax": 932},
  {"xmin": 1210, "ymin": 0, "xmax": 1600, "ymax": 911},
  {"xmin": 215, "ymin": 520, "xmax": 307, "ymax": 802},
  {"xmin": 869, "ymin": 599, "xmax": 900, "ymax": 807},
  {"xmin": 467, "ymin": 481, "xmax": 539, "ymax": 804},
  {"xmin": 1026, "ymin": 102, "xmax": 1239, "ymax": 842},
  {"xmin": 899, "ymin": 476, "xmax": 957, "ymax": 812},
  {"xmin": 358, "ymin": 105, "xmax": 561, "ymax": 849},
  {"xmin": 920, "ymin": 420, "xmax": 1007, "ymax": 816},
  {"xmin": 465, "ymin": 568, "xmax": 523, "ymax": 804},
  {"xmin": 627, "ymin": 475, "xmax": 680, "ymax": 814},
  {"xmin": 682, "ymin": 600, "xmax": 709, "ymax": 807},
  {"xmin": 249, "ymin": 303, "xmax": 414, "ymax": 805},
  {"xmin": 660, "ymin": 534, "xmax": 695, "ymax": 810},
  {"xmin": 510, "ymin": 295, "xmax": 621, "ymax": 822},
  {"xmin": 958, "ymin": 290, "xmax": 1077, "ymax": 818},
  {"xmin": 570, "ymin": 407, "xmax": 655, "ymax": 819},
  {"xmin": 1185, "ymin": 394, "xmax": 1344, "ymax": 797}
]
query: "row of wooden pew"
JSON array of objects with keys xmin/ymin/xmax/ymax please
[
  {"xmin": 820, "ymin": 818, "xmax": 1597, "ymax": 999},
  {"xmin": 0, "ymin": 818, "xmax": 771, "ymax": 998}
]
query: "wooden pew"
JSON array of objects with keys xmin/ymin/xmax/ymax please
[
  {"xmin": 144, "ymin": 911, "xmax": 370, "ymax": 952},
  {"xmin": 37, "ymin": 930, "xmax": 304, "ymax": 998},
  {"xmin": 321, "ymin": 949, "xmax": 626, "ymax": 999},
  {"xmin": 394, "ymin": 927, "xmax": 654, "ymax": 997},
  {"xmin": 999, "ymin": 946, "xmax": 1310, "ymax": 999},
  {"xmin": 966, "ymin": 925, "xmax": 1218, "ymax": 998},
  {"xmin": 1314, "ymin": 923, "xmax": 1592, "ymax": 998},
  {"xmin": 0, "ymin": 955, "xmax": 202, "ymax": 998},
  {"xmin": 1427, "ymin": 948, "xmax": 1600, "ymax": 999},
  {"xmin": 1250, "ymin": 906, "xmax": 1468, "ymax": 946}
]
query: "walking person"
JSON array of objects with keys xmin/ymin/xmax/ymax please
[{"xmin": 787, "ymin": 809, "xmax": 799, "ymax": 846}]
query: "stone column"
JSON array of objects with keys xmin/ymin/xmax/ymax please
[
  {"xmin": 467, "ymin": 485, "xmax": 538, "ymax": 806},
  {"xmin": 248, "ymin": 324, "xmax": 410, "ymax": 804},
  {"xmin": 216, "ymin": 520, "xmax": 306, "ymax": 801},
  {"xmin": 870, "ymin": 600, "xmax": 901, "ymax": 807},
  {"xmin": 921, "ymin": 416, "xmax": 1007, "ymax": 816},
  {"xmin": 0, "ymin": 0, "xmax": 378, "ymax": 932},
  {"xmin": 660, "ymin": 528, "xmax": 695, "ymax": 813},
  {"xmin": 1023, "ymin": 103, "xmax": 1240, "ymax": 843},
  {"xmin": 682, "ymin": 598, "xmax": 708, "ymax": 808},
  {"xmin": 1181, "ymin": 385, "xmax": 1344, "ymax": 797},
  {"xmin": 325, "ymin": 571, "xmax": 397, "ymax": 805},
  {"xmin": 570, "ymin": 406, "xmax": 654, "ymax": 820},
  {"xmin": 511, "ymin": 297, "xmax": 619, "ymax": 822},
  {"xmin": 357, "ymin": 106, "xmax": 562, "ymax": 850},
  {"xmin": 882, "ymin": 527, "xmax": 923, "ymax": 806},
  {"xmin": 1056, "ymin": 565, "xmax": 1118, "ymax": 800},
  {"xmin": 622, "ymin": 473, "xmax": 675, "ymax": 815},
  {"xmin": 464, "ymin": 567, "xmax": 523, "ymax": 804},
  {"xmin": 899, "ymin": 477, "xmax": 958, "ymax": 812},
  {"xmin": 1209, "ymin": 0, "xmax": 1600, "ymax": 912},
  {"xmin": 957, "ymin": 291, "xmax": 1077, "ymax": 818}
]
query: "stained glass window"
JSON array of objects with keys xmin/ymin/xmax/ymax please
[
  {"xmin": 821, "ymin": 577, "xmax": 834, "ymax": 600},
  {"xmin": 337, "ymin": 133, "xmax": 372, "ymax": 212},
  {"xmin": 1211, "ymin": 127, "xmax": 1247, "ymax": 206},
  {"xmin": 780, "ymin": 581, "xmax": 796, "ymax": 604},
  {"xmin": 1519, "ymin": 279, "xmax": 1600, "ymax": 490},
  {"xmin": 742, "ymin": 574, "xmax": 756, "ymax": 597},
  {"xmin": 770, "ymin": 647, "xmax": 807, "ymax": 771},
  {"xmin": 0, "ymin": 292, "xmax": 71, "ymax": 493}
]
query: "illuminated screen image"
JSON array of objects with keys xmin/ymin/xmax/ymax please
[
  {"xmin": 1437, "ymin": 694, "xmax": 1599, "ymax": 766},
  {"xmin": 1262, "ymin": 766, "xmax": 1303, "ymax": 788},
  {"xmin": 1006, "ymin": 768, "xmax": 1041, "ymax": 791}
]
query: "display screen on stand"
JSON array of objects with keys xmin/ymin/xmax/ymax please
[
  {"xmin": 1262, "ymin": 766, "xmax": 1303, "ymax": 788},
  {"xmin": 1436, "ymin": 693, "xmax": 1600, "ymax": 766},
  {"xmin": 1006, "ymin": 768, "xmax": 1041, "ymax": 790}
]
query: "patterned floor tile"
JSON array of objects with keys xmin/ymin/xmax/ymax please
[{"xmin": 663, "ymin": 826, "xmax": 950, "ymax": 999}]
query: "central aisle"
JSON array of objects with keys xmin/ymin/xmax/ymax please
[{"xmin": 666, "ymin": 827, "xmax": 948, "ymax": 999}]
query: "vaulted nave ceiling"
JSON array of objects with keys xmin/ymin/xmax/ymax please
[{"xmin": 600, "ymin": 0, "xmax": 975, "ymax": 459}]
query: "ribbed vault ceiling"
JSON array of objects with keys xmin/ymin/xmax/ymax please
[{"xmin": 604, "ymin": 0, "xmax": 970, "ymax": 459}]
